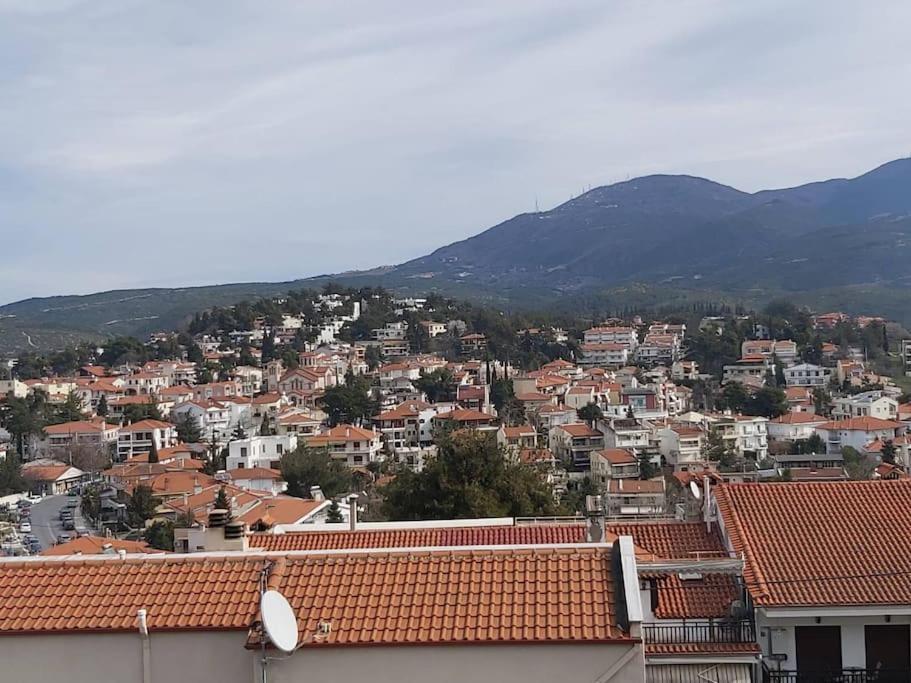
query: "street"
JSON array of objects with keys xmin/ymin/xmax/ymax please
[{"xmin": 28, "ymin": 495, "xmax": 87, "ymax": 551}]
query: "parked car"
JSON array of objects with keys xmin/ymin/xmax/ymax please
[
  {"xmin": 19, "ymin": 521, "xmax": 31, "ymax": 533},
  {"xmin": 63, "ymin": 520, "xmax": 76, "ymax": 531},
  {"xmin": 57, "ymin": 533, "xmax": 72, "ymax": 544},
  {"xmin": 65, "ymin": 498, "xmax": 79, "ymax": 509},
  {"xmin": 59, "ymin": 509, "xmax": 72, "ymax": 521},
  {"xmin": 17, "ymin": 499, "xmax": 32, "ymax": 509}
]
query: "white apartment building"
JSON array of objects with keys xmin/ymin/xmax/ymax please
[
  {"xmin": 709, "ymin": 414, "xmax": 769, "ymax": 460},
  {"xmin": 578, "ymin": 343, "xmax": 629, "ymax": 368},
  {"xmin": 831, "ymin": 391, "xmax": 899, "ymax": 421},
  {"xmin": 783, "ymin": 363, "xmax": 832, "ymax": 387},
  {"xmin": 306, "ymin": 425, "xmax": 383, "ymax": 467},
  {"xmin": 226, "ymin": 434, "xmax": 297, "ymax": 470},
  {"xmin": 657, "ymin": 424, "xmax": 705, "ymax": 469},
  {"xmin": 583, "ymin": 326, "xmax": 639, "ymax": 349},
  {"xmin": 116, "ymin": 420, "xmax": 177, "ymax": 460}
]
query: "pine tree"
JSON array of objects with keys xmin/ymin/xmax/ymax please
[
  {"xmin": 214, "ymin": 486, "xmax": 232, "ymax": 516},
  {"xmin": 96, "ymin": 394, "xmax": 109, "ymax": 417},
  {"xmin": 147, "ymin": 438, "xmax": 159, "ymax": 464},
  {"xmin": 326, "ymin": 499, "xmax": 344, "ymax": 524}
]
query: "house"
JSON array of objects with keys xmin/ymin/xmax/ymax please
[
  {"xmin": 601, "ymin": 418, "xmax": 651, "ymax": 453},
  {"xmin": 0, "ymin": 378, "xmax": 28, "ymax": 398},
  {"xmin": 224, "ymin": 467, "xmax": 287, "ymax": 495},
  {"xmin": 496, "ymin": 424, "xmax": 537, "ymax": 456},
  {"xmin": 783, "ymin": 363, "xmax": 832, "ymax": 387},
  {"xmin": 579, "ymin": 342, "xmax": 629, "ymax": 368},
  {"xmin": 191, "ymin": 381, "xmax": 242, "ymax": 402},
  {"xmin": 116, "ymin": 420, "xmax": 177, "ymax": 461},
  {"xmin": 815, "ymin": 416, "xmax": 903, "ymax": 454},
  {"xmin": 708, "ymin": 414, "xmax": 769, "ymax": 460},
  {"xmin": 32, "ymin": 420, "xmax": 118, "ymax": 461},
  {"xmin": 226, "ymin": 434, "xmax": 297, "ymax": 470},
  {"xmin": 275, "ymin": 409, "xmax": 323, "ymax": 438},
  {"xmin": 548, "ymin": 423, "xmax": 604, "ymax": 468},
  {"xmin": 583, "ymin": 326, "xmax": 639, "ymax": 350},
  {"xmin": 723, "ymin": 356, "xmax": 774, "ymax": 386},
  {"xmin": 715, "ymin": 480, "xmax": 911, "ymax": 682},
  {"xmin": 767, "ymin": 412, "xmax": 829, "ymax": 442},
  {"xmin": 670, "ymin": 360, "xmax": 699, "ymax": 382},
  {"xmin": 458, "ymin": 333, "xmax": 487, "ymax": 355},
  {"xmin": 831, "ymin": 391, "xmax": 899, "ymax": 421},
  {"xmin": 432, "ymin": 408, "xmax": 498, "ymax": 433},
  {"xmin": 41, "ymin": 536, "xmax": 156, "ymax": 556},
  {"xmin": 305, "ymin": 425, "xmax": 383, "ymax": 467},
  {"xmin": 657, "ymin": 424, "xmax": 705, "ymax": 469},
  {"xmin": 741, "ymin": 339, "xmax": 798, "ymax": 365},
  {"xmin": 590, "ymin": 448, "xmax": 639, "ymax": 486},
  {"xmin": 419, "ymin": 320, "xmax": 447, "ymax": 338},
  {"xmin": 21, "ymin": 459, "xmax": 84, "ymax": 495},
  {"xmin": 0, "ymin": 542, "xmax": 646, "ymax": 683},
  {"xmin": 605, "ymin": 478, "xmax": 666, "ymax": 516}
]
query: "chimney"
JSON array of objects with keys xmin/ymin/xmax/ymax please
[
  {"xmin": 348, "ymin": 494, "xmax": 359, "ymax": 531},
  {"xmin": 117, "ymin": 549, "xmax": 127, "ymax": 560},
  {"xmin": 585, "ymin": 495, "xmax": 604, "ymax": 543},
  {"xmin": 309, "ymin": 485, "xmax": 325, "ymax": 502}
]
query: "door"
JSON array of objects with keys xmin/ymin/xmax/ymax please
[
  {"xmin": 865, "ymin": 624, "xmax": 911, "ymax": 682},
  {"xmin": 795, "ymin": 626, "xmax": 842, "ymax": 680}
]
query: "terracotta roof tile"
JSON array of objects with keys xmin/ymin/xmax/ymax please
[
  {"xmin": 248, "ymin": 524, "xmax": 588, "ymax": 552},
  {"xmin": 715, "ymin": 480, "xmax": 911, "ymax": 607},
  {"xmin": 41, "ymin": 536, "xmax": 157, "ymax": 556}
]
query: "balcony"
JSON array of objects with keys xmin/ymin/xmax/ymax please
[
  {"xmin": 764, "ymin": 669, "xmax": 909, "ymax": 683},
  {"xmin": 643, "ymin": 619, "xmax": 755, "ymax": 645}
]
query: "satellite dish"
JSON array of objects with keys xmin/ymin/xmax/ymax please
[
  {"xmin": 690, "ymin": 480, "xmax": 702, "ymax": 500},
  {"xmin": 261, "ymin": 590, "xmax": 299, "ymax": 653}
]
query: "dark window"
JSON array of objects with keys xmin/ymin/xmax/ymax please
[
  {"xmin": 795, "ymin": 626, "xmax": 842, "ymax": 677},
  {"xmin": 865, "ymin": 624, "xmax": 910, "ymax": 681}
]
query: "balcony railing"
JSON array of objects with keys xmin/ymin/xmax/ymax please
[
  {"xmin": 643, "ymin": 619, "xmax": 755, "ymax": 644},
  {"xmin": 764, "ymin": 669, "xmax": 910, "ymax": 683}
]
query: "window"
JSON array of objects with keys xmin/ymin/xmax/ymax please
[
  {"xmin": 241, "ymin": 447, "xmax": 248, "ymax": 457},
  {"xmin": 237, "ymin": 463, "xmax": 245, "ymax": 469},
  {"xmin": 276, "ymin": 444, "xmax": 283, "ymax": 455}
]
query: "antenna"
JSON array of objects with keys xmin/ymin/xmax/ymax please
[
  {"xmin": 261, "ymin": 590, "xmax": 299, "ymax": 653},
  {"xmin": 689, "ymin": 480, "xmax": 702, "ymax": 499}
]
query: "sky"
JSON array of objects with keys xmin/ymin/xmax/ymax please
[{"xmin": 1, "ymin": 0, "xmax": 910, "ymax": 304}]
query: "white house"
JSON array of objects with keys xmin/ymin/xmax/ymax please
[
  {"xmin": 226, "ymin": 434, "xmax": 297, "ymax": 471},
  {"xmin": 767, "ymin": 412, "xmax": 829, "ymax": 442},
  {"xmin": 784, "ymin": 363, "xmax": 832, "ymax": 387},
  {"xmin": 306, "ymin": 425, "xmax": 383, "ymax": 467},
  {"xmin": 815, "ymin": 416, "xmax": 903, "ymax": 454},
  {"xmin": 116, "ymin": 420, "xmax": 177, "ymax": 461},
  {"xmin": 831, "ymin": 391, "xmax": 899, "ymax": 421}
]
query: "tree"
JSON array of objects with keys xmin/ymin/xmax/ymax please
[
  {"xmin": 326, "ymin": 499, "xmax": 344, "ymax": 523},
  {"xmin": 261, "ymin": 332, "xmax": 277, "ymax": 364},
  {"xmin": 0, "ymin": 451, "xmax": 25, "ymax": 495},
  {"xmin": 127, "ymin": 484, "xmax": 159, "ymax": 528},
  {"xmin": 143, "ymin": 520, "xmax": 174, "ymax": 551},
  {"xmin": 414, "ymin": 368, "xmax": 457, "ymax": 403},
  {"xmin": 625, "ymin": 404, "xmax": 636, "ymax": 419},
  {"xmin": 638, "ymin": 454, "xmax": 658, "ymax": 480},
  {"xmin": 720, "ymin": 382, "xmax": 749, "ymax": 413},
  {"xmin": 881, "ymin": 440, "xmax": 897, "ymax": 465},
  {"xmin": 773, "ymin": 355, "xmax": 787, "ymax": 388},
  {"xmin": 50, "ymin": 392, "xmax": 85, "ymax": 424},
  {"xmin": 80, "ymin": 485, "xmax": 102, "ymax": 525},
  {"xmin": 559, "ymin": 476, "xmax": 599, "ymax": 515},
  {"xmin": 96, "ymin": 394, "xmax": 109, "ymax": 417},
  {"xmin": 230, "ymin": 424, "xmax": 247, "ymax": 441},
  {"xmin": 281, "ymin": 446, "xmax": 353, "ymax": 499},
  {"xmin": 175, "ymin": 413, "xmax": 202, "ymax": 444},
  {"xmin": 259, "ymin": 419, "xmax": 273, "ymax": 436},
  {"xmin": 743, "ymin": 386, "xmax": 788, "ymax": 419},
  {"xmin": 319, "ymin": 375, "xmax": 379, "ymax": 427},
  {"xmin": 812, "ymin": 387, "xmax": 830, "ymax": 415},
  {"xmin": 577, "ymin": 403, "xmax": 603, "ymax": 426},
  {"xmin": 67, "ymin": 443, "xmax": 111, "ymax": 473},
  {"xmin": 123, "ymin": 401, "xmax": 162, "ymax": 423},
  {"xmin": 702, "ymin": 430, "xmax": 735, "ymax": 468},
  {"xmin": 147, "ymin": 439, "xmax": 159, "ymax": 464},
  {"xmin": 214, "ymin": 486, "xmax": 231, "ymax": 516},
  {"xmin": 842, "ymin": 446, "xmax": 875, "ymax": 480},
  {"xmin": 365, "ymin": 345, "xmax": 382, "ymax": 371},
  {"xmin": 381, "ymin": 430, "xmax": 556, "ymax": 520}
]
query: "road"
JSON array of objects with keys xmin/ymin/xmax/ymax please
[{"xmin": 28, "ymin": 495, "xmax": 86, "ymax": 551}]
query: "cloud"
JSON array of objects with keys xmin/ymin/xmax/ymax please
[{"xmin": 1, "ymin": 0, "xmax": 910, "ymax": 303}]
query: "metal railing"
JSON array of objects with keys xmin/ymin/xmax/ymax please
[
  {"xmin": 764, "ymin": 669, "xmax": 910, "ymax": 683},
  {"xmin": 643, "ymin": 619, "xmax": 755, "ymax": 644}
]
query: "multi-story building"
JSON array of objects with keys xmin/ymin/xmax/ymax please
[
  {"xmin": 549, "ymin": 423, "xmax": 604, "ymax": 469},
  {"xmin": 306, "ymin": 425, "xmax": 382, "ymax": 467},
  {"xmin": 831, "ymin": 391, "xmax": 899, "ymax": 421},
  {"xmin": 709, "ymin": 413, "xmax": 769, "ymax": 460},
  {"xmin": 605, "ymin": 478, "xmax": 666, "ymax": 516},
  {"xmin": 116, "ymin": 420, "xmax": 177, "ymax": 461},
  {"xmin": 583, "ymin": 326, "xmax": 639, "ymax": 350},
  {"xmin": 815, "ymin": 416, "xmax": 903, "ymax": 454},
  {"xmin": 783, "ymin": 363, "xmax": 832, "ymax": 387},
  {"xmin": 657, "ymin": 424, "xmax": 705, "ymax": 469},
  {"xmin": 578, "ymin": 343, "xmax": 629, "ymax": 368},
  {"xmin": 590, "ymin": 448, "xmax": 639, "ymax": 487},
  {"xmin": 32, "ymin": 420, "xmax": 119, "ymax": 461},
  {"xmin": 226, "ymin": 434, "xmax": 297, "ymax": 470}
]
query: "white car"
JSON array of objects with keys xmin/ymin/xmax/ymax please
[{"xmin": 19, "ymin": 521, "xmax": 31, "ymax": 533}]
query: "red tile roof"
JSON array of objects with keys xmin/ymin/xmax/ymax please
[
  {"xmin": 596, "ymin": 448, "xmax": 637, "ymax": 465},
  {"xmin": 0, "ymin": 549, "xmax": 632, "ymax": 644},
  {"xmin": 248, "ymin": 524, "xmax": 588, "ymax": 552},
  {"xmin": 716, "ymin": 481, "xmax": 911, "ymax": 607},
  {"xmin": 41, "ymin": 536, "xmax": 156, "ymax": 556},
  {"xmin": 271, "ymin": 548, "xmax": 629, "ymax": 646},
  {"xmin": 817, "ymin": 416, "xmax": 903, "ymax": 431}
]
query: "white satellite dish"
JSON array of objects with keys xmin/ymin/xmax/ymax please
[
  {"xmin": 689, "ymin": 480, "xmax": 702, "ymax": 500},
  {"xmin": 261, "ymin": 590, "xmax": 299, "ymax": 653}
]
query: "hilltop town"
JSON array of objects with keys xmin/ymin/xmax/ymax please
[{"xmin": 2, "ymin": 286, "xmax": 911, "ymax": 681}]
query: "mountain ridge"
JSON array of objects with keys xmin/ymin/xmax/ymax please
[{"xmin": 3, "ymin": 157, "xmax": 911, "ymax": 354}]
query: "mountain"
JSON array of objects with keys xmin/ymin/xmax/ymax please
[{"xmin": 3, "ymin": 158, "xmax": 911, "ymax": 354}]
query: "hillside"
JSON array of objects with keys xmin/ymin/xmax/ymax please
[{"xmin": 3, "ymin": 157, "xmax": 911, "ymax": 354}]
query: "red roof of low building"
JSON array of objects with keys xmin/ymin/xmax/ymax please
[
  {"xmin": 817, "ymin": 416, "xmax": 903, "ymax": 431},
  {"xmin": 41, "ymin": 536, "xmax": 156, "ymax": 556},
  {"xmin": 716, "ymin": 480, "xmax": 911, "ymax": 607}
]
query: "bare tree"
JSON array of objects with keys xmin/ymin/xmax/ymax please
[{"xmin": 67, "ymin": 443, "xmax": 112, "ymax": 474}]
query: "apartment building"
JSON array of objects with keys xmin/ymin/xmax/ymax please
[
  {"xmin": 116, "ymin": 420, "xmax": 177, "ymax": 461},
  {"xmin": 226, "ymin": 434, "xmax": 297, "ymax": 470},
  {"xmin": 783, "ymin": 363, "xmax": 832, "ymax": 387},
  {"xmin": 549, "ymin": 423, "xmax": 604, "ymax": 468},
  {"xmin": 306, "ymin": 424, "xmax": 382, "ymax": 467}
]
